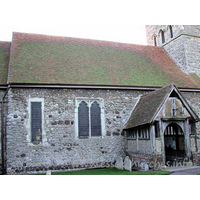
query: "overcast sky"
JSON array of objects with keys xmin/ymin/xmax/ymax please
[{"xmin": 1, "ymin": 0, "xmax": 198, "ymax": 45}]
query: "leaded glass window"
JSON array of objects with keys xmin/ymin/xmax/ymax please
[
  {"xmin": 76, "ymin": 99, "xmax": 104, "ymax": 138},
  {"xmin": 91, "ymin": 102, "xmax": 101, "ymax": 136},
  {"xmin": 154, "ymin": 35, "xmax": 157, "ymax": 46},
  {"xmin": 31, "ymin": 102, "xmax": 42, "ymax": 143},
  {"xmin": 78, "ymin": 101, "xmax": 89, "ymax": 137},
  {"xmin": 161, "ymin": 30, "xmax": 165, "ymax": 44},
  {"xmin": 169, "ymin": 25, "xmax": 173, "ymax": 38}
]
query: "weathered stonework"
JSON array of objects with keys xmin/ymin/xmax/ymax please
[
  {"xmin": 0, "ymin": 89, "xmax": 7, "ymax": 171},
  {"xmin": 4, "ymin": 87, "xmax": 200, "ymax": 174},
  {"xmin": 182, "ymin": 92, "xmax": 200, "ymax": 153},
  {"xmin": 146, "ymin": 25, "xmax": 187, "ymax": 46},
  {"xmin": 146, "ymin": 25, "xmax": 200, "ymax": 76},
  {"xmin": 5, "ymin": 88, "xmax": 146, "ymax": 174},
  {"xmin": 164, "ymin": 35, "xmax": 200, "ymax": 76}
]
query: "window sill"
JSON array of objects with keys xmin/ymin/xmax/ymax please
[
  {"xmin": 79, "ymin": 136, "xmax": 89, "ymax": 139},
  {"xmin": 32, "ymin": 141, "xmax": 42, "ymax": 145},
  {"xmin": 78, "ymin": 136, "xmax": 102, "ymax": 139}
]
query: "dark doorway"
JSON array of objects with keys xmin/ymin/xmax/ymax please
[{"xmin": 164, "ymin": 123, "xmax": 185, "ymax": 165}]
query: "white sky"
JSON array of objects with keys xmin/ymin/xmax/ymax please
[{"xmin": 0, "ymin": 0, "xmax": 199, "ymax": 45}]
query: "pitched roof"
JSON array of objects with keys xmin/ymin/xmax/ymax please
[
  {"xmin": 124, "ymin": 84, "xmax": 200, "ymax": 129},
  {"xmin": 0, "ymin": 42, "xmax": 11, "ymax": 85},
  {"xmin": 7, "ymin": 32, "xmax": 200, "ymax": 88},
  {"xmin": 125, "ymin": 85, "xmax": 173, "ymax": 129}
]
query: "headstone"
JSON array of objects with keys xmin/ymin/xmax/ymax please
[
  {"xmin": 124, "ymin": 156, "xmax": 132, "ymax": 172},
  {"xmin": 144, "ymin": 163, "xmax": 149, "ymax": 171},
  {"xmin": 46, "ymin": 170, "xmax": 51, "ymax": 175},
  {"xmin": 115, "ymin": 156, "xmax": 124, "ymax": 170},
  {"xmin": 140, "ymin": 162, "xmax": 149, "ymax": 171}
]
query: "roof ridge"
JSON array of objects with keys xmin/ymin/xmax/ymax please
[
  {"xmin": 142, "ymin": 83, "xmax": 174, "ymax": 99},
  {"xmin": 12, "ymin": 31, "xmax": 156, "ymax": 48}
]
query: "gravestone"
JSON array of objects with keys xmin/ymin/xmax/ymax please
[
  {"xmin": 46, "ymin": 170, "xmax": 51, "ymax": 175},
  {"xmin": 124, "ymin": 156, "xmax": 132, "ymax": 172},
  {"xmin": 140, "ymin": 162, "xmax": 149, "ymax": 171},
  {"xmin": 115, "ymin": 156, "xmax": 124, "ymax": 170}
]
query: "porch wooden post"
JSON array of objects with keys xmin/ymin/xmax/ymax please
[
  {"xmin": 136, "ymin": 129, "xmax": 139, "ymax": 152},
  {"xmin": 150, "ymin": 125, "xmax": 156, "ymax": 153},
  {"xmin": 184, "ymin": 119, "xmax": 192, "ymax": 160},
  {"xmin": 159, "ymin": 119, "xmax": 165, "ymax": 163}
]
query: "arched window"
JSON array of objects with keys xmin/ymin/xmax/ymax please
[
  {"xmin": 91, "ymin": 102, "xmax": 101, "ymax": 136},
  {"xmin": 76, "ymin": 98, "xmax": 105, "ymax": 138},
  {"xmin": 161, "ymin": 30, "xmax": 165, "ymax": 44},
  {"xmin": 78, "ymin": 101, "xmax": 89, "ymax": 137},
  {"xmin": 153, "ymin": 35, "xmax": 157, "ymax": 46},
  {"xmin": 169, "ymin": 25, "xmax": 173, "ymax": 38}
]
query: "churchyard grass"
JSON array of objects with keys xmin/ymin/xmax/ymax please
[{"xmin": 36, "ymin": 168, "xmax": 171, "ymax": 175}]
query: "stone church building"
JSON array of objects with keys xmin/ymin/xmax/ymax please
[{"xmin": 1, "ymin": 25, "xmax": 200, "ymax": 174}]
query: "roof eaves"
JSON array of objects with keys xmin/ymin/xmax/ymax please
[{"xmin": 8, "ymin": 83, "xmax": 161, "ymax": 90}]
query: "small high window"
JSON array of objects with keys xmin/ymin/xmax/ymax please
[
  {"xmin": 153, "ymin": 35, "xmax": 157, "ymax": 46},
  {"xmin": 161, "ymin": 30, "xmax": 165, "ymax": 44},
  {"xmin": 169, "ymin": 25, "xmax": 173, "ymax": 38}
]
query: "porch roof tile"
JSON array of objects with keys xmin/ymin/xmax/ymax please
[{"xmin": 124, "ymin": 84, "xmax": 173, "ymax": 129}]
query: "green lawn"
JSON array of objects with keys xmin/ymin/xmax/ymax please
[{"xmin": 38, "ymin": 168, "xmax": 170, "ymax": 175}]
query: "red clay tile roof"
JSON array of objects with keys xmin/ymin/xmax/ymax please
[
  {"xmin": 0, "ymin": 42, "xmax": 10, "ymax": 84},
  {"xmin": 7, "ymin": 32, "xmax": 200, "ymax": 88}
]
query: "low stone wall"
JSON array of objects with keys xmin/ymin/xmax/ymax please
[
  {"xmin": 192, "ymin": 152, "xmax": 200, "ymax": 166},
  {"xmin": 126, "ymin": 150, "xmax": 163, "ymax": 170},
  {"xmin": 9, "ymin": 161, "xmax": 117, "ymax": 175},
  {"xmin": 127, "ymin": 139, "xmax": 152, "ymax": 153}
]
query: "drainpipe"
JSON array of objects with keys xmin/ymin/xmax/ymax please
[{"xmin": 1, "ymin": 85, "xmax": 10, "ymax": 175}]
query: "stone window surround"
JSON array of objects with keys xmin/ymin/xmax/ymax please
[
  {"xmin": 75, "ymin": 97, "xmax": 106, "ymax": 138},
  {"xmin": 26, "ymin": 98, "xmax": 47, "ymax": 146},
  {"xmin": 151, "ymin": 25, "xmax": 175, "ymax": 46}
]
